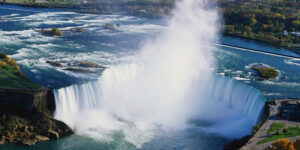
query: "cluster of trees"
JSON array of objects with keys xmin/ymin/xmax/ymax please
[
  {"xmin": 0, "ymin": 51, "xmax": 29, "ymax": 80},
  {"xmin": 271, "ymin": 138, "xmax": 300, "ymax": 150},
  {"xmin": 0, "ymin": 52, "xmax": 18, "ymax": 70},
  {"xmin": 221, "ymin": 0, "xmax": 300, "ymax": 51},
  {"xmin": 79, "ymin": 0, "xmax": 300, "ymax": 50},
  {"xmin": 77, "ymin": 0, "xmax": 174, "ymax": 18}
]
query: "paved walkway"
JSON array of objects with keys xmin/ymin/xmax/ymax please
[{"xmin": 241, "ymin": 99, "xmax": 300, "ymax": 150}]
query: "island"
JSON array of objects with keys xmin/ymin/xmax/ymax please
[
  {"xmin": 252, "ymin": 64, "xmax": 279, "ymax": 80},
  {"xmin": 0, "ymin": 52, "xmax": 73, "ymax": 146},
  {"xmin": 36, "ymin": 28, "xmax": 63, "ymax": 37}
]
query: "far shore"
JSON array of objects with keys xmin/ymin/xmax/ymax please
[{"xmin": 1, "ymin": 2, "xmax": 299, "ymax": 55}]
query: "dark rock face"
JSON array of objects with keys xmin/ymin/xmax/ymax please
[
  {"xmin": 46, "ymin": 60, "xmax": 62, "ymax": 67},
  {"xmin": 64, "ymin": 67, "xmax": 95, "ymax": 73},
  {"xmin": 0, "ymin": 89, "xmax": 55, "ymax": 117},
  {"xmin": 78, "ymin": 61, "xmax": 105, "ymax": 68},
  {"xmin": 277, "ymin": 101, "xmax": 300, "ymax": 121},
  {"xmin": 103, "ymin": 23, "xmax": 115, "ymax": 30},
  {"xmin": 0, "ymin": 113, "xmax": 73, "ymax": 146},
  {"xmin": 0, "ymin": 88, "xmax": 73, "ymax": 146}
]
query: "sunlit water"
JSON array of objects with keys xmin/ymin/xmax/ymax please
[{"xmin": 1, "ymin": 3, "xmax": 300, "ymax": 150}]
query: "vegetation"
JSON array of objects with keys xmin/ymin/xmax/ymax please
[
  {"xmin": 257, "ymin": 126, "xmax": 300, "ymax": 144},
  {"xmin": 0, "ymin": 0, "xmax": 80, "ymax": 7},
  {"xmin": 270, "ymin": 138, "xmax": 294, "ymax": 150},
  {"xmin": 76, "ymin": 27, "xmax": 85, "ymax": 32},
  {"xmin": 39, "ymin": 28, "xmax": 63, "ymax": 37},
  {"xmin": 220, "ymin": 0, "xmax": 300, "ymax": 52},
  {"xmin": 51, "ymin": 28, "xmax": 63, "ymax": 36},
  {"xmin": 2, "ymin": 0, "xmax": 298, "ymax": 51},
  {"xmin": 294, "ymin": 139, "xmax": 300, "ymax": 150},
  {"xmin": 0, "ymin": 51, "xmax": 40, "ymax": 89},
  {"xmin": 252, "ymin": 66, "xmax": 279, "ymax": 79},
  {"xmin": 268, "ymin": 123, "xmax": 285, "ymax": 134}
]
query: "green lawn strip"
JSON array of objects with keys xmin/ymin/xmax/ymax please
[
  {"xmin": 1, "ymin": 68, "xmax": 40, "ymax": 89},
  {"xmin": 19, "ymin": 80, "xmax": 40, "ymax": 89},
  {"xmin": 0, "ymin": 78, "xmax": 21, "ymax": 89},
  {"xmin": 267, "ymin": 123, "xmax": 285, "ymax": 134},
  {"xmin": 0, "ymin": 67, "xmax": 23, "ymax": 81},
  {"xmin": 257, "ymin": 127, "xmax": 300, "ymax": 145},
  {"xmin": 0, "ymin": 59, "xmax": 41, "ymax": 89}
]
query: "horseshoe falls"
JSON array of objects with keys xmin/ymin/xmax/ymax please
[{"xmin": 53, "ymin": 0, "xmax": 266, "ymax": 149}]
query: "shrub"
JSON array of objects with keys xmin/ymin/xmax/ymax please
[
  {"xmin": 271, "ymin": 138, "xmax": 294, "ymax": 150},
  {"xmin": 15, "ymin": 65, "xmax": 20, "ymax": 71},
  {"xmin": 252, "ymin": 66, "xmax": 279, "ymax": 79},
  {"xmin": 0, "ymin": 51, "xmax": 7, "ymax": 59},
  {"xmin": 0, "ymin": 61, "xmax": 7, "ymax": 68},
  {"xmin": 294, "ymin": 139, "xmax": 300, "ymax": 150},
  {"xmin": 7, "ymin": 57, "xmax": 18, "ymax": 67},
  {"xmin": 76, "ymin": 28, "xmax": 85, "ymax": 32},
  {"xmin": 51, "ymin": 28, "xmax": 63, "ymax": 36}
]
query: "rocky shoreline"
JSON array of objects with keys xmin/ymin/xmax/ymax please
[
  {"xmin": 224, "ymin": 99, "xmax": 300, "ymax": 150},
  {"xmin": 0, "ymin": 88, "xmax": 73, "ymax": 146}
]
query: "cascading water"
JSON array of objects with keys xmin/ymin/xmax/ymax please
[{"xmin": 54, "ymin": 0, "xmax": 266, "ymax": 148}]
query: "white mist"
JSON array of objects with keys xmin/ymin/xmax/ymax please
[{"xmin": 54, "ymin": 0, "xmax": 265, "ymax": 148}]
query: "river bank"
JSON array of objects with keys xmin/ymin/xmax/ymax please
[
  {"xmin": 1, "ymin": 0, "xmax": 299, "ymax": 54},
  {"xmin": 224, "ymin": 99, "xmax": 300, "ymax": 150},
  {"xmin": 224, "ymin": 33, "xmax": 300, "ymax": 55},
  {"xmin": 0, "ymin": 53, "xmax": 73, "ymax": 146}
]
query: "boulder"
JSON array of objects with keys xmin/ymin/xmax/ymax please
[
  {"xmin": 103, "ymin": 23, "xmax": 115, "ymax": 30},
  {"xmin": 76, "ymin": 28, "xmax": 85, "ymax": 32},
  {"xmin": 46, "ymin": 60, "xmax": 62, "ymax": 67},
  {"xmin": 35, "ymin": 135, "xmax": 49, "ymax": 141},
  {"xmin": 78, "ymin": 61, "xmax": 105, "ymax": 68},
  {"xmin": 37, "ymin": 28, "xmax": 63, "ymax": 37},
  {"xmin": 19, "ymin": 138, "xmax": 37, "ymax": 146},
  {"xmin": 64, "ymin": 67, "xmax": 94, "ymax": 73},
  {"xmin": 47, "ymin": 129, "xmax": 59, "ymax": 139},
  {"xmin": 0, "ymin": 136, "xmax": 5, "ymax": 145}
]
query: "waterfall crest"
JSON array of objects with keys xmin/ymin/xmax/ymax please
[{"xmin": 54, "ymin": 0, "xmax": 266, "ymax": 146}]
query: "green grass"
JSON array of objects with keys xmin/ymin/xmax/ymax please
[
  {"xmin": 0, "ymin": 58, "xmax": 40, "ymax": 89},
  {"xmin": 257, "ymin": 126, "xmax": 300, "ymax": 145},
  {"xmin": 267, "ymin": 123, "xmax": 285, "ymax": 134}
]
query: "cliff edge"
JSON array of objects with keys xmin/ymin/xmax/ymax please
[{"xmin": 0, "ymin": 52, "xmax": 73, "ymax": 146}]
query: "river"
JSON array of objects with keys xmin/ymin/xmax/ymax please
[{"xmin": 0, "ymin": 4, "xmax": 300, "ymax": 150}]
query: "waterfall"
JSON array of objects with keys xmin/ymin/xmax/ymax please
[
  {"xmin": 53, "ymin": 0, "xmax": 266, "ymax": 146},
  {"xmin": 54, "ymin": 66, "xmax": 266, "ymax": 139}
]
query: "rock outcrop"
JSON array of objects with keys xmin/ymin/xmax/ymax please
[
  {"xmin": 0, "ymin": 88, "xmax": 73, "ymax": 146},
  {"xmin": 251, "ymin": 64, "xmax": 279, "ymax": 80}
]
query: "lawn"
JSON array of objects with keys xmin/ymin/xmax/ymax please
[
  {"xmin": 257, "ymin": 126, "xmax": 300, "ymax": 145},
  {"xmin": 0, "ymin": 56, "xmax": 40, "ymax": 89},
  {"xmin": 267, "ymin": 123, "xmax": 285, "ymax": 134}
]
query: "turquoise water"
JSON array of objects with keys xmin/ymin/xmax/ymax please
[{"xmin": 0, "ymin": 4, "xmax": 300, "ymax": 150}]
